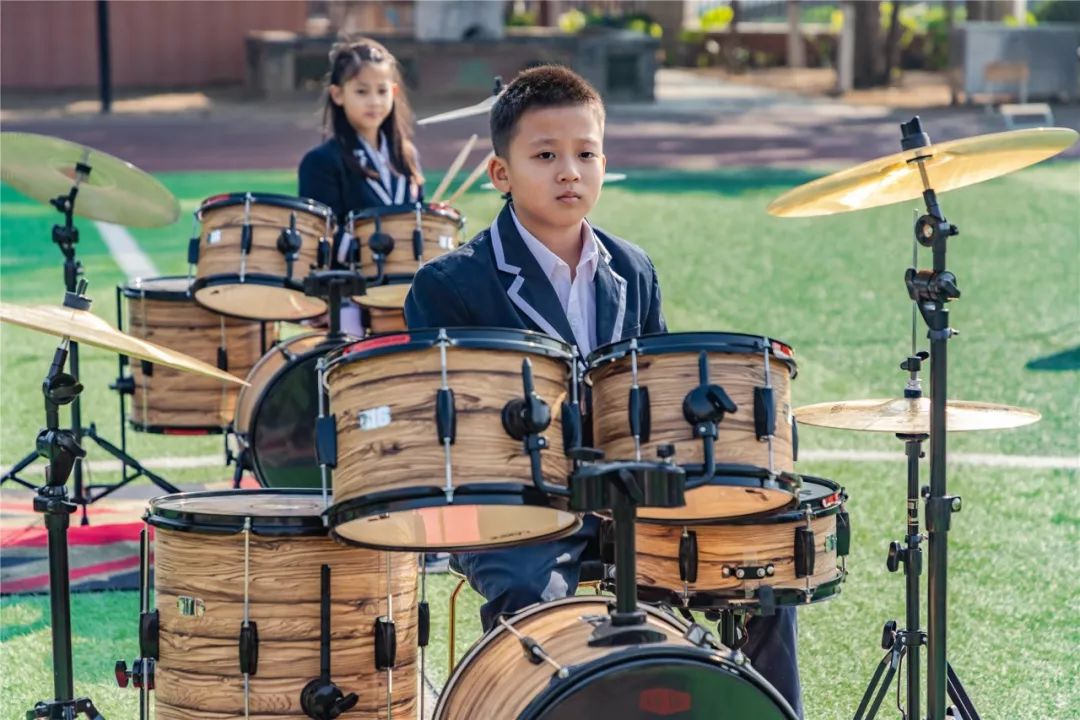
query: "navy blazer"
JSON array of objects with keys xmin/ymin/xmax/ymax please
[{"xmin": 404, "ymin": 203, "xmax": 666, "ymax": 356}]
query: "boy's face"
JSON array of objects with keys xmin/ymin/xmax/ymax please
[{"xmin": 488, "ymin": 104, "xmax": 606, "ymax": 234}]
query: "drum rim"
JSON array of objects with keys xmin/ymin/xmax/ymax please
[
  {"xmin": 234, "ymin": 331, "xmax": 332, "ymax": 435},
  {"xmin": 326, "ymin": 483, "xmax": 581, "ymax": 552},
  {"xmin": 248, "ymin": 339, "xmax": 348, "ymax": 489},
  {"xmin": 326, "ymin": 326, "xmax": 575, "ymax": 370},
  {"xmin": 120, "ymin": 275, "xmax": 193, "ymax": 300},
  {"xmin": 127, "ymin": 420, "xmax": 225, "ymax": 435},
  {"xmin": 586, "ymin": 331, "xmax": 797, "ymax": 377},
  {"xmin": 145, "ymin": 488, "xmax": 329, "ymax": 536},
  {"xmin": 347, "ymin": 202, "xmax": 463, "ymax": 226},
  {"xmin": 521, "ymin": 647, "xmax": 798, "ymax": 720},
  {"xmin": 641, "ymin": 473, "xmax": 845, "ymax": 527},
  {"xmin": 191, "ymin": 274, "xmax": 327, "ymax": 321},
  {"xmin": 197, "ymin": 192, "xmax": 333, "ymax": 220},
  {"xmin": 634, "ymin": 569, "xmax": 847, "ymax": 610}
]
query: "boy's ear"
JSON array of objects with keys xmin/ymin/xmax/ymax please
[
  {"xmin": 329, "ymin": 84, "xmax": 344, "ymax": 107},
  {"xmin": 488, "ymin": 154, "xmax": 511, "ymax": 194}
]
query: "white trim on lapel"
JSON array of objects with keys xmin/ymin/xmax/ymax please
[
  {"xmin": 490, "ymin": 218, "xmax": 565, "ymax": 341},
  {"xmin": 354, "ymin": 145, "xmax": 395, "ymax": 205},
  {"xmin": 593, "ymin": 233, "xmax": 628, "ymax": 345}
]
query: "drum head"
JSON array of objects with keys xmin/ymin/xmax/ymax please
[
  {"xmin": 146, "ymin": 489, "xmax": 327, "ymax": 535},
  {"xmin": 638, "ymin": 468, "xmax": 800, "ymax": 522},
  {"xmin": 329, "ymin": 493, "xmax": 581, "ymax": 551},
  {"xmin": 250, "ymin": 344, "xmax": 340, "ymax": 489},
  {"xmin": 193, "ymin": 278, "xmax": 326, "ymax": 321},
  {"xmin": 122, "ymin": 275, "xmax": 192, "ymax": 299},
  {"xmin": 529, "ymin": 652, "xmax": 796, "ymax": 719}
]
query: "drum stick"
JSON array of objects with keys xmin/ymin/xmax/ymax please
[
  {"xmin": 431, "ymin": 134, "xmax": 478, "ymax": 204},
  {"xmin": 445, "ymin": 150, "xmax": 496, "ymax": 206}
]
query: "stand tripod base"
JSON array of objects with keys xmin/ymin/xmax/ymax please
[{"xmin": 28, "ymin": 697, "xmax": 104, "ymax": 720}]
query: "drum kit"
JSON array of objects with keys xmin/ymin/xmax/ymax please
[{"xmin": 1, "ymin": 117, "xmax": 1075, "ymax": 720}]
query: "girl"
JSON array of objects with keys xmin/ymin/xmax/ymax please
[{"xmin": 298, "ymin": 37, "xmax": 424, "ymax": 332}]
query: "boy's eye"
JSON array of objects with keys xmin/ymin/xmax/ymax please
[
  {"xmin": 535, "ymin": 151, "xmax": 555, "ymax": 160},
  {"xmin": 580, "ymin": 152, "xmax": 597, "ymax": 159}
]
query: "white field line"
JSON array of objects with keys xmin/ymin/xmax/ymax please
[
  {"xmin": 4, "ymin": 450, "xmax": 1077, "ymax": 475},
  {"xmin": 94, "ymin": 221, "xmax": 159, "ymax": 280}
]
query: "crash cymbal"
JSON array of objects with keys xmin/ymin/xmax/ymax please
[
  {"xmin": 0, "ymin": 132, "xmax": 180, "ymax": 227},
  {"xmin": 767, "ymin": 127, "xmax": 1078, "ymax": 218},
  {"xmin": 793, "ymin": 398, "xmax": 1040, "ymax": 433},
  {"xmin": 355, "ymin": 283, "xmax": 410, "ymax": 310},
  {"xmin": 0, "ymin": 302, "xmax": 245, "ymax": 385}
]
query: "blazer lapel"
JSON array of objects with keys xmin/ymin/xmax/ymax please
[
  {"xmin": 489, "ymin": 205, "xmax": 575, "ymax": 345},
  {"xmin": 592, "ymin": 231, "xmax": 628, "ymax": 348}
]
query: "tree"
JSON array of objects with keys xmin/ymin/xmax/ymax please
[{"xmin": 853, "ymin": 1, "xmax": 884, "ymax": 88}]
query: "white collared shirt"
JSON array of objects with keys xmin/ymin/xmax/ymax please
[
  {"xmin": 511, "ymin": 207, "xmax": 599, "ymax": 356},
  {"xmin": 354, "ymin": 131, "xmax": 411, "ymax": 205}
]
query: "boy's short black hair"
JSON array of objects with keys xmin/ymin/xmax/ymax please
[{"xmin": 490, "ymin": 65, "xmax": 605, "ymax": 158}]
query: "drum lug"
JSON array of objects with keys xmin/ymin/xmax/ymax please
[
  {"xmin": 316, "ymin": 237, "xmax": 331, "ymax": 269},
  {"xmin": 238, "ymin": 621, "xmax": 259, "ymax": 676},
  {"xmin": 791, "ymin": 415, "xmax": 799, "ymax": 462},
  {"xmin": 678, "ymin": 530, "xmax": 698, "ymax": 584},
  {"xmin": 755, "ymin": 585, "xmax": 777, "ymax": 616},
  {"xmin": 186, "ymin": 235, "xmax": 200, "ymax": 264},
  {"xmin": 374, "ymin": 617, "xmax": 397, "ymax": 670},
  {"xmin": 217, "ymin": 347, "xmax": 228, "ymax": 372},
  {"xmin": 836, "ymin": 510, "xmax": 852, "ymax": 556},
  {"xmin": 795, "ymin": 527, "xmax": 817, "ymax": 578},
  {"xmin": 240, "ymin": 222, "xmax": 253, "ymax": 255},
  {"xmin": 436, "ymin": 388, "xmax": 457, "ymax": 445},
  {"xmin": 561, "ymin": 400, "xmax": 583, "ymax": 455},
  {"xmin": 753, "ymin": 386, "xmax": 776, "ymax": 441},
  {"xmin": 418, "ymin": 600, "xmax": 430, "ymax": 648},
  {"xmin": 628, "ymin": 385, "xmax": 651, "ymax": 445},
  {"xmin": 315, "ymin": 415, "xmax": 338, "ymax": 469},
  {"xmin": 140, "ymin": 359, "xmax": 153, "ymax": 377}
]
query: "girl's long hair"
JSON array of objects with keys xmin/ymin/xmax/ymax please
[{"xmin": 323, "ymin": 38, "xmax": 422, "ymax": 186}]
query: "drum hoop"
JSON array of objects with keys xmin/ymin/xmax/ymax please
[
  {"xmin": 327, "ymin": 484, "xmax": 579, "ymax": 552},
  {"xmin": 197, "ymin": 192, "xmax": 333, "ymax": 221},
  {"xmin": 645, "ymin": 473, "xmax": 844, "ymax": 527},
  {"xmin": 145, "ymin": 489, "xmax": 328, "ymax": 536},
  {"xmin": 127, "ymin": 420, "xmax": 224, "ymax": 436},
  {"xmin": 347, "ymin": 203, "xmax": 463, "ymax": 227},
  {"xmin": 520, "ymin": 647, "xmax": 796, "ymax": 720},
  {"xmin": 248, "ymin": 339, "xmax": 348, "ymax": 488},
  {"xmin": 325, "ymin": 326, "xmax": 574, "ymax": 371},
  {"xmin": 120, "ymin": 275, "xmax": 193, "ymax": 301},
  {"xmin": 586, "ymin": 332, "xmax": 797, "ymax": 378}
]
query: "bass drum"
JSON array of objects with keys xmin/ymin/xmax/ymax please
[
  {"xmin": 237, "ymin": 332, "xmax": 354, "ymax": 488},
  {"xmin": 435, "ymin": 596, "xmax": 797, "ymax": 720}
]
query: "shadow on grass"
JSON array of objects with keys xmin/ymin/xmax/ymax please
[
  {"xmin": 1026, "ymin": 346, "xmax": 1080, "ymax": 371},
  {"xmin": 0, "ymin": 597, "xmax": 48, "ymax": 642}
]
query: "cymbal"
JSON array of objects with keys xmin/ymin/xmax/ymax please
[
  {"xmin": 0, "ymin": 132, "xmax": 180, "ymax": 227},
  {"xmin": 0, "ymin": 302, "xmax": 245, "ymax": 385},
  {"xmin": 417, "ymin": 95, "xmax": 497, "ymax": 126},
  {"xmin": 793, "ymin": 398, "xmax": 1040, "ymax": 433},
  {"xmin": 767, "ymin": 127, "xmax": 1078, "ymax": 218},
  {"xmin": 355, "ymin": 283, "xmax": 410, "ymax": 309}
]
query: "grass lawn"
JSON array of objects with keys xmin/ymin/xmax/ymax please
[{"xmin": 2, "ymin": 162, "xmax": 1078, "ymax": 718}]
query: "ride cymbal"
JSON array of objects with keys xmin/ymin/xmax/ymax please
[
  {"xmin": 0, "ymin": 132, "xmax": 180, "ymax": 227},
  {"xmin": 767, "ymin": 127, "xmax": 1078, "ymax": 218},
  {"xmin": 793, "ymin": 398, "xmax": 1040, "ymax": 433},
  {"xmin": 0, "ymin": 302, "xmax": 245, "ymax": 385}
]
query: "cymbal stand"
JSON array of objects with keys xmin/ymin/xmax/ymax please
[
  {"xmin": 26, "ymin": 284, "xmax": 105, "ymax": 720},
  {"xmin": 1, "ymin": 172, "xmax": 180, "ymax": 519}
]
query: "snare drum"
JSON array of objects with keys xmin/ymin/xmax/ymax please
[
  {"xmin": 347, "ymin": 203, "xmax": 463, "ymax": 283},
  {"xmin": 233, "ymin": 332, "xmax": 354, "ymax": 489},
  {"xmin": 587, "ymin": 333, "xmax": 800, "ymax": 520},
  {"xmin": 191, "ymin": 193, "xmax": 332, "ymax": 321},
  {"xmin": 435, "ymin": 595, "xmax": 797, "ymax": 720},
  {"xmin": 145, "ymin": 490, "xmax": 417, "ymax": 719},
  {"xmin": 325, "ymin": 328, "xmax": 581, "ymax": 551},
  {"xmin": 122, "ymin": 276, "xmax": 274, "ymax": 433},
  {"xmin": 635, "ymin": 476, "xmax": 850, "ymax": 611}
]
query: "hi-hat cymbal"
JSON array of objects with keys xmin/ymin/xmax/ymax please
[
  {"xmin": 0, "ymin": 302, "xmax": 245, "ymax": 385},
  {"xmin": 355, "ymin": 283, "xmax": 410, "ymax": 310},
  {"xmin": 0, "ymin": 132, "xmax": 180, "ymax": 227},
  {"xmin": 794, "ymin": 398, "xmax": 1040, "ymax": 433},
  {"xmin": 767, "ymin": 127, "xmax": 1078, "ymax": 218}
]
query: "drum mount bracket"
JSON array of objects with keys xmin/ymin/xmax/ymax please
[
  {"xmin": 682, "ymin": 351, "xmax": 737, "ymax": 485},
  {"xmin": 503, "ymin": 359, "xmax": 569, "ymax": 498},
  {"xmin": 301, "ymin": 565, "xmax": 359, "ymax": 720}
]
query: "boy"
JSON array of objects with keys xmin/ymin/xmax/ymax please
[{"xmin": 405, "ymin": 65, "xmax": 802, "ymax": 717}]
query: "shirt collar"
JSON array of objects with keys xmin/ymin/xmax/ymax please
[{"xmin": 510, "ymin": 206, "xmax": 600, "ymax": 283}]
